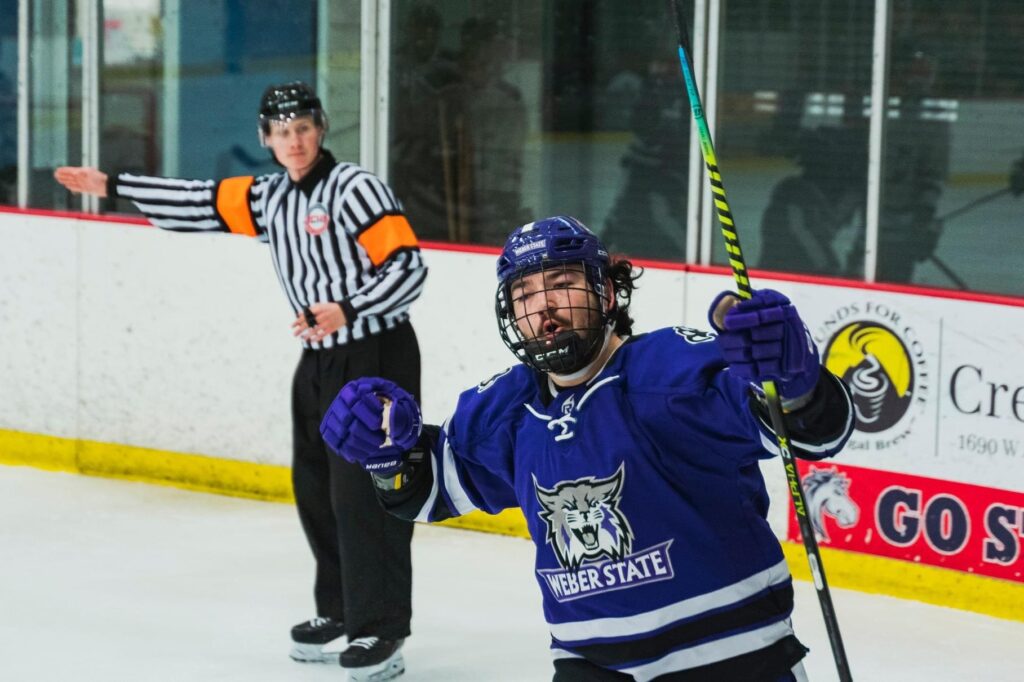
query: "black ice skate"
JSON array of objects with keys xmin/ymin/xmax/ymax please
[
  {"xmin": 289, "ymin": 616, "xmax": 346, "ymax": 663},
  {"xmin": 340, "ymin": 636, "xmax": 405, "ymax": 681}
]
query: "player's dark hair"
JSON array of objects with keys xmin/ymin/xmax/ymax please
[{"xmin": 608, "ymin": 258, "xmax": 642, "ymax": 336}]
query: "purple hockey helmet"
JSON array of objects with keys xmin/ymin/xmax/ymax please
[{"xmin": 495, "ymin": 216, "xmax": 614, "ymax": 374}]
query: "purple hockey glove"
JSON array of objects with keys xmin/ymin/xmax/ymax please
[
  {"xmin": 709, "ymin": 289, "xmax": 820, "ymax": 402},
  {"xmin": 320, "ymin": 377, "xmax": 422, "ymax": 476}
]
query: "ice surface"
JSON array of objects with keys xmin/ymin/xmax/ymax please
[{"xmin": 1, "ymin": 466, "xmax": 1021, "ymax": 681}]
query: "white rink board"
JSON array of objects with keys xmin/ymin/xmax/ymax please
[
  {"xmin": 2, "ymin": 210, "xmax": 1021, "ymax": 506},
  {"xmin": 0, "ymin": 211, "xmax": 295, "ymax": 464},
  {"xmin": 0, "ymin": 212, "xmax": 684, "ymax": 465},
  {"xmin": 0, "ymin": 213, "xmax": 80, "ymax": 439}
]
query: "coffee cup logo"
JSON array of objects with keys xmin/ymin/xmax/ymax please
[{"xmin": 824, "ymin": 322, "xmax": 913, "ymax": 433}]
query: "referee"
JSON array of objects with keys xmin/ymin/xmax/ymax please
[{"xmin": 55, "ymin": 82, "xmax": 424, "ymax": 682}]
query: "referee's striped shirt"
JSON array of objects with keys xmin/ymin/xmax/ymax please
[{"xmin": 108, "ymin": 151, "xmax": 427, "ymax": 349}]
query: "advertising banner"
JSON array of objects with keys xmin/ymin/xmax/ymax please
[
  {"xmin": 808, "ymin": 287, "xmax": 1024, "ymax": 492},
  {"xmin": 686, "ymin": 273, "xmax": 1024, "ymax": 494},
  {"xmin": 787, "ymin": 461, "xmax": 1024, "ymax": 583}
]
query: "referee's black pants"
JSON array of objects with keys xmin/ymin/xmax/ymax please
[{"xmin": 291, "ymin": 321, "xmax": 418, "ymax": 641}]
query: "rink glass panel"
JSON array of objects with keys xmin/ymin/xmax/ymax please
[
  {"xmin": 96, "ymin": 0, "xmax": 319, "ymax": 216},
  {"xmin": 18, "ymin": 0, "xmax": 85, "ymax": 210},
  {"xmin": 386, "ymin": 1, "xmax": 692, "ymax": 261},
  {"xmin": 0, "ymin": 0, "xmax": 16, "ymax": 205},
  {"xmin": 710, "ymin": 0, "xmax": 874, "ymax": 280},
  {"xmin": 8, "ymin": 0, "xmax": 1024, "ymax": 297},
  {"xmin": 711, "ymin": 0, "xmax": 1024, "ymax": 297},
  {"xmin": 17, "ymin": 0, "xmax": 361, "ymax": 215},
  {"xmin": 875, "ymin": 0, "xmax": 1024, "ymax": 295}
]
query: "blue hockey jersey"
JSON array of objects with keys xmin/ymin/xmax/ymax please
[{"xmin": 388, "ymin": 326, "xmax": 854, "ymax": 680}]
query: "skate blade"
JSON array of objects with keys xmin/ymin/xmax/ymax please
[
  {"xmin": 289, "ymin": 641, "xmax": 342, "ymax": 664},
  {"xmin": 346, "ymin": 652, "xmax": 405, "ymax": 682}
]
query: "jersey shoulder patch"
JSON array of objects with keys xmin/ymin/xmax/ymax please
[
  {"xmin": 672, "ymin": 325, "xmax": 716, "ymax": 344},
  {"xmin": 476, "ymin": 366, "xmax": 515, "ymax": 393}
]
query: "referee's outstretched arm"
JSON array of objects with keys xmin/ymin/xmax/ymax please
[{"xmin": 56, "ymin": 165, "xmax": 269, "ymax": 238}]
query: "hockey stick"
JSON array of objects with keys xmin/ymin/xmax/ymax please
[
  {"xmin": 922, "ymin": 187, "xmax": 1011, "ymax": 290},
  {"xmin": 668, "ymin": 2, "xmax": 853, "ymax": 681},
  {"xmin": 936, "ymin": 186, "xmax": 1010, "ymax": 223},
  {"xmin": 925, "ymin": 187, "xmax": 1016, "ymax": 291},
  {"xmin": 929, "ymin": 255, "xmax": 968, "ymax": 290}
]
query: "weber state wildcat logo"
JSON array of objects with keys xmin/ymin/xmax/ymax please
[
  {"xmin": 535, "ymin": 466, "xmax": 633, "ymax": 569},
  {"xmin": 533, "ymin": 465, "xmax": 675, "ymax": 603}
]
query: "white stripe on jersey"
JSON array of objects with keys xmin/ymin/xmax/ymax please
[
  {"xmin": 442, "ymin": 435, "xmax": 480, "ymax": 516},
  {"xmin": 616, "ymin": 620, "xmax": 795, "ymax": 682},
  {"xmin": 130, "ymin": 202, "xmax": 217, "ymax": 219},
  {"xmin": 353, "ymin": 253, "xmax": 427, "ymax": 316},
  {"xmin": 357, "ymin": 180, "xmax": 386, "ymax": 216},
  {"xmin": 266, "ymin": 181, "xmax": 304, "ymax": 315},
  {"xmin": 414, "ymin": 447, "xmax": 443, "ymax": 523},
  {"xmin": 118, "ymin": 174, "xmax": 213, "ymax": 190},
  {"xmin": 118, "ymin": 184, "xmax": 215, "ymax": 203},
  {"xmin": 547, "ymin": 558, "xmax": 791, "ymax": 642},
  {"xmin": 549, "ymin": 649, "xmax": 584, "ymax": 662},
  {"xmin": 148, "ymin": 217, "xmax": 222, "ymax": 231}
]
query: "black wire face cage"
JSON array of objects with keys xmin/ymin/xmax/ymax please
[{"xmin": 495, "ymin": 261, "xmax": 613, "ymax": 374}]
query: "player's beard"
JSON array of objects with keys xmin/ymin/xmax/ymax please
[
  {"xmin": 519, "ymin": 308, "xmax": 607, "ymax": 376},
  {"xmin": 529, "ymin": 311, "xmax": 574, "ymax": 347},
  {"xmin": 546, "ymin": 324, "xmax": 616, "ymax": 383}
]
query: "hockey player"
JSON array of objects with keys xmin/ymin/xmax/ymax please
[
  {"xmin": 758, "ymin": 127, "xmax": 867, "ymax": 276},
  {"xmin": 320, "ymin": 216, "xmax": 854, "ymax": 681},
  {"xmin": 54, "ymin": 82, "xmax": 422, "ymax": 681}
]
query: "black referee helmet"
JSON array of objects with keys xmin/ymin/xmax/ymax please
[{"xmin": 257, "ymin": 81, "xmax": 329, "ymax": 147}]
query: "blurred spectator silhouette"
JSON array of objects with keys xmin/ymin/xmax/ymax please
[
  {"xmin": 758, "ymin": 126, "xmax": 867, "ymax": 276},
  {"xmin": 452, "ymin": 17, "xmax": 529, "ymax": 244},
  {"xmin": 0, "ymin": 70, "xmax": 15, "ymax": 204},
  {"xmin": 1011, "ymin": 152, "xmax": 1024, "ymax": 197},
  {"xmin": 601, "ymin": 57, "xmax": 689, "ymax": 260},
  {"xmin": 391, "ymin": 11, "xmax": 529, "ymax": 246},
  {"xmin": 390, "ymin": 2, "xmax": 461, "ymax": 241},
  {"xmin": 870, "ymin": 42, "xmax": 951, "ymax": 282}
]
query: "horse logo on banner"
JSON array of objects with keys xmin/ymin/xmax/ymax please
[{"xmin": 803, "ymin": 467, "xmax": 860, "ymax": 542}]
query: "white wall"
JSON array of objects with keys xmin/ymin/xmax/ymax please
[
  {"xmin": 1, "ymin": 212, "xmax": 293, "ymax": 463},
  {"xmin": 0, "ymin": 211, "xmax": 686, "ymax": 465}
]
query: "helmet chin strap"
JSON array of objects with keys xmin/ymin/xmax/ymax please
[{"xmin": 548, "ymin": 323, "xmax": 617, "ymax": 387}]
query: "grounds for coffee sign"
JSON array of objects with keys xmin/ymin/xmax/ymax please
[{"xmin": 785, "ymin": 289, "xmax": 1024, "ymax": 582}]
